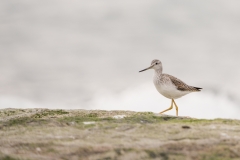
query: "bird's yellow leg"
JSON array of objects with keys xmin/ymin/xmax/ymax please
[
  {"xmin": 172, "ymin": 99, "xmax": 178, "ymax": 116},
  {"xmin": 160, "ymin": 99, "xmax": 173, "ymax": 114}
]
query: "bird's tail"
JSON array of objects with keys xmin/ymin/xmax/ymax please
[{"xmin": 193, "ymin": 87, "xmax": 202, "ymax": 91}]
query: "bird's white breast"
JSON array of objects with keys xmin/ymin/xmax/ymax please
[{"xmin": 153, "ymin": 73, "xmax": 191, "ymax": 99}]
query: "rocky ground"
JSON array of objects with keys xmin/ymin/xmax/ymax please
[{"xmin": 0, "ymin": 109, "xmax": 240, "ymax": 160}]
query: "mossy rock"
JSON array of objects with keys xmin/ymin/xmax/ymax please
[{"xmin": 0, "ymin": 109, "xmax": 240, "ymax": 160}]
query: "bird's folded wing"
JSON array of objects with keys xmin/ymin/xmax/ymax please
[{"xmin": 166, "ymin": 74, "xmax": 199, "ymax": 91}]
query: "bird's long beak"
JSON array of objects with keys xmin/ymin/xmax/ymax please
[{"xmin": 139, "ymin": 64, "xmax": 154, "ymax": 72}]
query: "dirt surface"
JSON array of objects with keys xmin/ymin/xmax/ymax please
[{"xmin": 0, "ymin": 109, "xmax": 240, "ymax": 160}]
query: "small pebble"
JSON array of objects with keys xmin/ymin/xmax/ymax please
[
  {"xmin": 36, "ymin": 147, "xmax": 41, "ymax": 152},
  {"xmin": 182, "ymin": 125, "xmax": 191, "ymax": 129},
  {"xmin": 83, "ymin": 121, "xmax": 96, "ymax": 125}
]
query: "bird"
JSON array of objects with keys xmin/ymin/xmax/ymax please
[{"xmin": 139, "ymin": 59, "xmax": 202, "ymax": 116}]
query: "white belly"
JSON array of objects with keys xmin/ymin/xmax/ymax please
[{"xmin": 153, "ymin": 81, "xmax": 191, "ymax": 99}]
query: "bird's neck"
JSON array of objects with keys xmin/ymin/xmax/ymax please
[
  {"xmin": 154, "ymin": 69, "xmax": 162, "ymax": 78},
  {"xmin": 154, "ymin": 69, "xmax": 162, "ymax": 75}
]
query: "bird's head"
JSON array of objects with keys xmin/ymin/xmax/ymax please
[{"xmin": 139, "ymin": 59, "xmax": 162, "ymax": 72}]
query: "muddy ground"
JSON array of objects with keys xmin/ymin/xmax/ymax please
[{"xmin": 0, "ymin": 109, "xmax": 240, "ymax": 160}]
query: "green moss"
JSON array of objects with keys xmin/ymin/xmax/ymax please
[
  {"xmin": 59, "ymin": 111, "xmax": 209, "ymax": 125},
  {"xmin": 6, "ymin": 109, "xmax": 235, "ymax": 129},
  {"xmin": 214, "ymin": 118, "xmax": 240, "ymax": 125},
  {"xmin": 88, "ymin": 113, "xmax": 98, "ymax": 117},
  {"xmin": 114, "ymin": 149, "xmax": 122, "ymax": 156},
  {"xmin": 145, "ymin": 150, "xmax": 157, "ymax": 158},
  {"xmin": 99, "ymin": 157, "xmax": 113, "ymax": 160},
  {"xmin": 83, "ymin": 124, "xmax": 96, "ymax": 128},
  {"xmin": 47, "ymin": 148, "xmax": 56, "ymax": 153},
  {"xmin": 2, "ymin": 111, "xmax": 15, "ymax": 116},
  {"xmin": 173, "ymin": 119, "xmax": 212, "ymax": 124},
  {"xmin": 14, "ymin": 142, "xmax": 54, "ymax": 150},
  {"xmin": 59, "ymin": 112, "xmax": 117, "ymax": 124},
  {"xmin": 3, "ymin": 116, "xmax": 47, "ymax": 127},
  {"xmin": 200, "ymin": 146, "xmax": 240, "ymax": 160},
  {"xmin": 33, "ymin": 109, "xmax": 69, "ymax": 118},
  {"xmin": 122, "ymin": 148, "xmax": 133, "ymax": 152},
  {"xmin": 60, "ymin": 115, "xmax": 100, "ymax": 123},
  {"xmin": 145, "ymin": 150, "xmax": 169, "ymax": 160},
  {"xmin": 114, "ymin": 148, "xmax": 133, "ymax": 156},
  {"xmin": 114, "ymin": 112, "xmax": 181, "ymax": 124},
  {"xmin": 0, "ymin": 156, "xmax": 21, "ymax": 160}
]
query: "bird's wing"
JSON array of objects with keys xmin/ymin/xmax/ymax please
[{"xmin": 165, "ymin": 74, "xmax": 200, "ymax": 92}]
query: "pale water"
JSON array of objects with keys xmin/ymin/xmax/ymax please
[{"xmin": 0, "ymin": 0, "xmax": 240, "ymax": 119}]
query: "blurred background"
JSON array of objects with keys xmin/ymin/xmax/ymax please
[{"xmin": 1, "ymin": 0, "xmax": 240, "ymax": 119}]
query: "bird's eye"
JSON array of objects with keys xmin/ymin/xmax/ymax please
[{"xmin": 155, "ymin": 63, "xmax": 158, "ymax": 65}]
